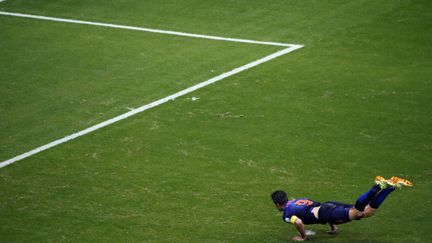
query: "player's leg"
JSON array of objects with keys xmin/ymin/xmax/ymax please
[
  {"xmin": 322, "ymin": 176, "xmax": 413, "ymax": 223},
  {"xmin": 348, "ymin": 207, "xmax": 365, "ymax": 220},
  {"xmin": 369, "ymin": 187, "xmax": 395, "ymax": 208},
  {"xmin": 363, "ymin": 205, "xmax": 376, "ymax": 217},
  {"xmin": 353, "ymin": 176, "xmax": 386, "ymax": 212},
  {"xmin": 364, "ymin": 176, "xmax": 413, "ymax": 217},
  {"xmin": 363, "ymin": 188, "xmax": 395, "ymax": 218}
]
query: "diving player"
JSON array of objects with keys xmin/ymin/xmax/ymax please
[{"xmin": 271, "ymin": 176, "xmax": 413, "ymax": 241}]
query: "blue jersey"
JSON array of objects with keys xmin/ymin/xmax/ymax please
[{"xmin": 282, "ymin": 198, "xmax": 321, "ymax": 225}]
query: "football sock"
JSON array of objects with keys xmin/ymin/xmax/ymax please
[
  {"xmin": 369, "ymin": 187, "xmax": 395, "ymax": 209},
  {"xmin": 355, "ymin": 184, "xmax": 381, "ymax": 211}
]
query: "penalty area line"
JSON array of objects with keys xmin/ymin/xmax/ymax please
[
  {"xmin": 0, "ymin": 11, "xmax": 299, "ymax": 47},
  {"xmin": 0, "ymin": 45, "xmax": 303, "ymax": 169}
]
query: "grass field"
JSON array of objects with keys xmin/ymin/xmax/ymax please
[{"xmin": 1, "ymin": 0, "xmax": 431, "ymax": 242}]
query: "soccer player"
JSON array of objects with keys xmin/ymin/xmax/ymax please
[{"xmin": 271, "ymin": 176, "xmax": 413, "ymax": 241}]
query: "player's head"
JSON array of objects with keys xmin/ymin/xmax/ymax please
[{"xmin": 271, "ymin": 190, "xmax": 288, "ymax": 211}]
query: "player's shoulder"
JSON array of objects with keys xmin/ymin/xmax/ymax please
[
  {"xmin": 283, "ymin": 203, "xmax": 294, "ymax": 215},
  {"xmin": 296, "ymin": 197, "xmax": 312, "ymax": 201},
  {"xmin": 282, "ymin": 208, "xmax": 295, "ymax": 223},
  {"xmin": 284, "ymin": 199, "xmax": 300, "ymax": 213},
  {"xmin": 294, "ymin": 198, "xmax": 317, "ymax": 204},
  {"xmin": 288, "ymin": 198, "xmax": 309, "ymax": 205}
]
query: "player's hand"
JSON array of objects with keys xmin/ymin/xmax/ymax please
[
  {"xmin": 328, "ymin": 224, "xmax": 338, "ymax": 234},
  {"xmin": 292, "ymin": 235, "xmax": 306, "ymax": 241}
]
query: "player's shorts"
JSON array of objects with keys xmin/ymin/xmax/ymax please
[{"xmin": 318, "ymin": 201, "xmax": 353, "ymax": 224}]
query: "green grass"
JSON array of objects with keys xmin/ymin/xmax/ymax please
[
  {"xmin": 1, "ymin": 0, "xmax": 431, "ymax": 242},
  {"xmin": 0, "ymin": 14, "xmax": 280, "ymax": 161}
]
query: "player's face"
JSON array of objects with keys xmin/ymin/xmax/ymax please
[{"xmin": 275, "ymin": 203, "xmax": 284, "ymax": 212}]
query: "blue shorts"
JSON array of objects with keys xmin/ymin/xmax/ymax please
[{"xmin": 318, "ymin": 201, "xmax": 352, "ymax": 224}]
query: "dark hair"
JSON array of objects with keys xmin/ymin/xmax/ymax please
[{"xmin": 271, "ymin": 190, "xmax": 288, "ymax": 205}]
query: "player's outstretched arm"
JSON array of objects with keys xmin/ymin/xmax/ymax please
[{"xmin": 292, "ymin": 218, "xmax": 306, "ymax": 241}]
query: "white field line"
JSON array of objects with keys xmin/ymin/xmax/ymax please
[
  {"xmin": 0, "ymin": 11, "xmax": 299, "ymax": 47},
  {"xmin": 0, "ymin": 45, "xmax": 303, "ymax": 168}
]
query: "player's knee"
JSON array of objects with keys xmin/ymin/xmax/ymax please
[
  {"xmin": 349, "ymin": 209, "xmax": 365, "ymax": 220},
  {"xmin": 364, "ymin": 206, "xmax": 376, "ymax": 218},
  {"xmin": 354, "ymin": 211, "xmax": 365, "ymax": 220}
]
